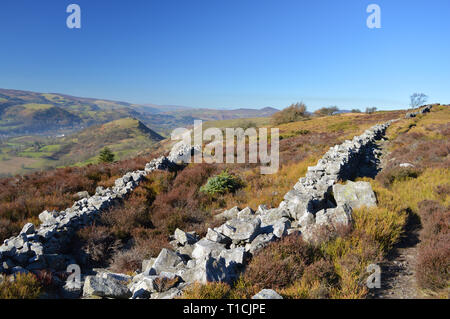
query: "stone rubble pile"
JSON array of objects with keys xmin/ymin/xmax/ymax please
[
  {"xmin": 0, "ymin": 145, "xmax": 199, "ymax": 278},
  {"xmin": 92, "ymin": 120, "xmax": 394, "ymax": 299}
]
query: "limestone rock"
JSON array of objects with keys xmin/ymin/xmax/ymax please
[
  {"xmin": 83, "ymin": 275, "xmax": 131, "ymax": 299},
  {"xmin": 252, "ymin": 289, "xmax": 283, "ymax": 299},
  {"xmin": 218, "ymin": 217, "xmax": 261, "ymax": 244},
  {"xmin": 192, "ymin": 239, "xmax": 226, "ymax": 260},
  {"xmin": 205, "ymin": 228, "xmax": 232, "ymax": 245},
  {"xmin": 174, "ymin": 228, "xmax": 198, "ymax": 246},
  {"xmin": 332, "ymin": 181, "xmax": 377, "ymax": 209},
  {"xmin": 151, "ymin": 248, "xmax": 184, "ymax": 274}
]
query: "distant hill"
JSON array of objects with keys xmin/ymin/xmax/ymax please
[
  {"xmin": 0, "ymin": 89, "xmax": 144, "ymax": 136},
  {"xmin": 0, "ymin": 118, "xmax": 163, "ymax": 176},
  {"xmin": 164, "ymin": 107, "xmax": 279, "ymax": 121},
  {"xmin": 0, "ymin": 89, "xmax": 279, "ymax": 137}
]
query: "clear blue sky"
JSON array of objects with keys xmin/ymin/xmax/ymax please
[{"xmin": 0, "ymin": 0, "xmax": 449, "ymax": 110}]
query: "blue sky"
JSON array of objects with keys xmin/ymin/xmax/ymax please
[{"xmin": 0, "ymin": 0, "xmax": 449, "ymax": 110}]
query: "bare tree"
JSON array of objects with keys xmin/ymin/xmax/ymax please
[{"xmin": 409, "ymin": 93, "xmax": 428, "ymax": 109}]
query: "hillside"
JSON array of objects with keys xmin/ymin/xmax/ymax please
[
  {"xmin": 0, "ymin": 118, "xmax": 163, "ymax": 176},
  {"xmin": 0, "ymin": 89, "xmax": 279, "ymax": 137}
]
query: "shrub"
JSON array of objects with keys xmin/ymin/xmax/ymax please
[
  {"xmin": 99, "ymin": 147, "xmax": 115, "ymax": 163},
  {"xmin": 376, "ymin": 167, "xmax": 421, "ymax": 188},
  {"xmin": 240, "ymin": 235, "xmax": 319, "ymax": 290},
  {"xmin": 200, "ymin": 171, "xmax": 244, "ymax": 196},
  {"xmin": 0, "ymin": 273, "xmax": 42, "ymax": 299},
  {"xmin": 272, "ymin": 103, "xmax": 308, "ymax": 125},
  {"xmin": 75, "ymin": 225, "xmax": 121, "ymax": 267},
  {"xmin": 314, "ymin": 106, "xmax": 339, "ymax": 116},
  {"xmin": 183, "ymin": 282, "xmax": 232, "ymax": 299}
]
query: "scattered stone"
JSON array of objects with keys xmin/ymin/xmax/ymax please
[
  {"xmin": 206, "ymin": 228, "xmax": 232, "ymax": 245},
  {"xmin": 192, "ymin": 239, "xmax": 226, "ymax": 260},
  {"xmin": 83, "ymin": 275, "xmax": 131, "ymax": 299},
  {"xmin": 218, "ymin": 217, "xmax": 261, "ymax": 244},
  {"xmin": 252, "ymin": 289, "xmax": 283, "ymax": 299},
  {"xmin": 174, "ymin": 228, "xmax": 198, "ymax": 246},
  {"xmin": 151, "ymin": 248, "xmax": 184, "ymax": 274},
  {"xmin": 20, "ymin": 223, "xmax": 35, "ymax": 235}
]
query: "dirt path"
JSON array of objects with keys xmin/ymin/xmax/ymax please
[
  {"xmin": 368, "ymin": 136, "xmax": 423, "ymax": 299},
  {"xmin": 369, "ymin": 215, "xmax": 423, "ymax": 299}
]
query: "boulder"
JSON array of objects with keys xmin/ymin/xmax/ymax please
[
  {"xmin": 214, "ymin": 206, "xmax": 240, "ymax": 221},
  {"xmin": 246, "ymin": 233, "xmax": 276, "ymax": 255},
  {"xmin": 142, "ymin": 258, "xmax": 156, "ymax": 273},
  {"xmin": 192, "ymin": 239, "xmax": 226, "ymax": 260},
  {"xmin": 252, "ymin": 289, "xmax": 283, "ymax": 299},
  {"xmin": 38, "ymin": 210, "xmax": 58, "ymax": 225},
  {"xmin": 259, "ymin": 208, "xmax": 290, "ymax": 227},
  {"xmin": 332, "ymin": 181, "xmax": 377, "ymax": 209},
  {"xmin": 218, "ymin": 247, "xmax": 246, "ymax": 267},
  {"xmin": 180, "ymin": 256, "xmax": 230, "ymax": 284},
  {"xmin": 237, "ymin": 207, "xmax": 254, "ymax": 219},
  {"xmin": 316, "ymin": 204, "xmax": 353, "ymax": 227},
  {"xmin": 151, "ymin": 248, "xmax": 184, "ymax": 274},
  {"xmin": 218, "ymin": 217, "xmax": 261, "ymax": 244},
  {"xmin": 205, "ymin": 228, "xmax": 232, "ymax": 245},
  {"xmin": 83, "ymin": 275, "xmax": 131, "ymax": 299},
  {"xmin": 272, "ymin": 218, "xmax": 291, "ymax": 238},
  {"xmin": 174, "ymin": 228, "xmax": 198, "ymax": 246},
  {"xmin": 297, "ymin": 212, "xmax": 315, "ymax": 228},
  {"xmin": 20, "ymin": 223, "xmax": 35, "ymax": 235},
  {"xmin": 283, "ymin": 190, "xmax": 315, "ymax": 220}
]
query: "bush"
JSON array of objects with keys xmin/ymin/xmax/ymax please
[
  {"xmin": 240, "ymin": 235, "xmax": 319, "ymax": 291},
  {"xmin": 183, "ymin": 282, "xmax": 232, "ymax": 299},
  {"xmin": 314, "ymin": 106, "xmax": 339, "ymax": 116},
  {"xmin": 376, "ymin": 167, "xmax": 421, "ymax": 188},
  {"xmin": 272, "ymin": 103, "xmax": 308, "ymax": 125},
  {"xmin": 99, "ymin": 147, "xmax": 115, "ymax": 163},
  {"xmin": 200, "ymin": 171, "xmax": 243, "ymax": 196},
  {"xmin": 0, "ymin": 273, "xmax": 42, "ymax": 299}
]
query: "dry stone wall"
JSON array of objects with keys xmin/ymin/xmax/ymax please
[
  {"xmin": 0, "ymin": 116, "xmax": 411, "ymax": 299},
  {"xmin": 120, "ymin": 119, "xmax": 397, "ymax": 299},
  {"xmin": 0, "ymin": 145, "xmax": 199, "ymax": 276}
]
